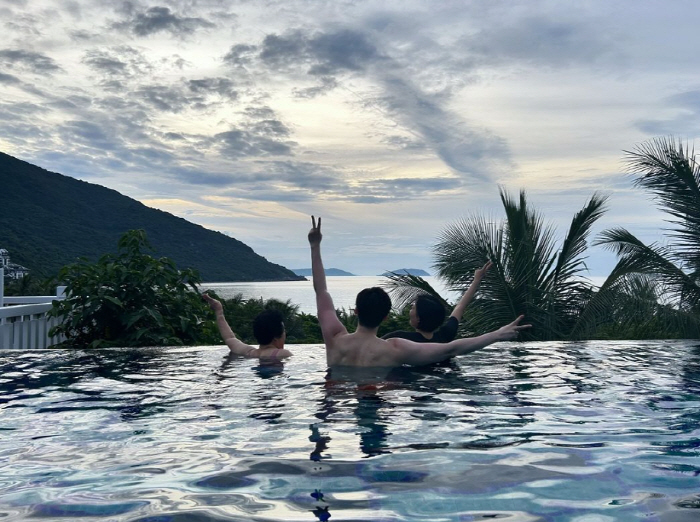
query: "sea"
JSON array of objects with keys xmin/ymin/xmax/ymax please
[{"xmin": 202, "ymin": 276, "xmax": 460, "ymax": 314}]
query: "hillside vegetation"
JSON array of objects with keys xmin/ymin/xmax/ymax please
[{"xmin": 0, "ymin": 152, "xmax": 301, "ymax": 282}]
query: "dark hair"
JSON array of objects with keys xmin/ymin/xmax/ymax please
[
  {"xmin": 253, "ymin": 309, "xmax": 285, "ymax": 345},
  {"xmin": 415, "ymin": 295, "xmax": 446, "ymax": 332},
  {"xmin": 355, "ymin": 287, "xmax": 391, "ymax": 328}
]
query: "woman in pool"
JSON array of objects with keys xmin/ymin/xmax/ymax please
[
  {"xmin": 202, "ymin": 293, "xmax": 292, "ymax": 362},
  {"xmin": 382, "ymin": 261, "xmax": 492, "ymax": 343}
]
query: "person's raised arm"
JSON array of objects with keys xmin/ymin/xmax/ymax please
[
  {"xmin": 308, "ymin": 216, "xmax": 347, "ymax": 341},
  {"xmin": 394, "ymin": 315, "xmax": 531, "ymax": 366},
  {"xmin": 202, "ymin": 293, "xmax": 255, "ymax": 357},
  {"xmin": 450, "ymin": 261, "xmax": 492, "ymax": 320}
]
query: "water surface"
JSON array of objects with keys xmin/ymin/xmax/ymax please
[{"xmin": 1, "ymin": 340, "xmax": 700, "ymax": 521}]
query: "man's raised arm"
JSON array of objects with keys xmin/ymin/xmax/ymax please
[
  {"xmin": 202, "ymin": 293, "xmax": 255, "ymax": 357},
  {"xmin": 449, "ymin": 261, "xmax": 492, "ymax": 320},
  {"xmin": 394, "ymin": 315, "xmax": 531, "ymax": 366},
  {"xmin": 308, "ymin": 216, "xmax": 347, "ymax": 341}
]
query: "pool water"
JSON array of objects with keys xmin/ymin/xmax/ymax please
[{"xmin": 1, "ymin": 341, "xmax": 700, "ymax": 521}]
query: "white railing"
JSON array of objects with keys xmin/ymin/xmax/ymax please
[{"xmin": 0, "ymin": 268, "xmax": 67, "ymax": 350}]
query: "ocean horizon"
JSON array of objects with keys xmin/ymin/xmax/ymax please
[
  {"xmin": 202, "ymin": 276, "xmax": 459, "ymax": 314},
  {"xmin": 202, "ymin": 274, "xmax": 609, "ymax": 315}
]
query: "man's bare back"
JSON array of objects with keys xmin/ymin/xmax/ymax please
[{"xmin": 308, "ymin": 216, "xmax": 530, "ymax": 368}]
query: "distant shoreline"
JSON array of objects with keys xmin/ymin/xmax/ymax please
[{"xmin": 292, "ymin": 268, "xmax": 356, "ymax": 277}]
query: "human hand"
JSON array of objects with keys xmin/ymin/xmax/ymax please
[
  {"xmin": 308, "ymin": 215, "xmax": 322, "ymax": 246},
  {"xmin": 497, "ymin": 315, "xmax": 531, "ymax": 341},
  {"xmin": 474, "ymin": 260, "xmax": 493, "ymax": 281},
  {"xmin": 202, "ymin": 293, "xmax": 223, "ymax": 313}
]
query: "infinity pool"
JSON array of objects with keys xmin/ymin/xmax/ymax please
[{"xmin": 1, "ymin": 341, "xmax": 699, "ymax": 521}]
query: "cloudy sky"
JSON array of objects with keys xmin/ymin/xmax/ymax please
[{"xmin": 2, "ymin": 0, "xmax": 698, "ymax": 278}]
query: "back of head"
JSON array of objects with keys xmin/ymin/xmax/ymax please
[
  {"xmin": 253, "ymin": 309, "xmax": 285, "ymax": 345},
  {"xmin": 355, "ymin": 287, "xmax": 392, "ymax": 328},
  {"xmin": 415, "ymin": 295, "xmax": 446, "ymax": 332}
]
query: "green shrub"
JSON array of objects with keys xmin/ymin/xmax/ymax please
[{"xmin": 49, "ymin": 230, "xmax": 217, "ymax": 348}]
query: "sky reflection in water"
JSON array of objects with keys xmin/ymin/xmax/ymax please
[{"xmin": 0, "ymin": 340, "xmax": 699, "ymax": 521}]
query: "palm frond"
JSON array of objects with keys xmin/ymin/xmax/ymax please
[
  {"xmin": 433, "ymin": 215, "xmax": 501, "ymax": 288},
  {"xmin": 625, "ymin": 137, "xmax": 700, "ymax": 269},
  {"xmin": 433, "ymin": 213, "xmax": 521, "ymax": 326},
  {"xmin": 381, "ymin": 273, "xmax": 450, "ymax": 312},
  {"xmin": 500, "ymin": 188, "xmax": 558, "ymax": 292},
  {"xmin": 550, "ymin": 193, "xmax": 608, "ymax": 292},
  {"xmin": 572, "ymin": 270, "xmax": 700, "ymax": 339},
  {"xmin": 597, "ymin": 227, "xmax": 700, "ymax": 310}
]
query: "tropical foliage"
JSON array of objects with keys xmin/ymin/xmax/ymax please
[
  {"xmin": 204, "ymin": 291, "xmax": 321, "ymax": 344},
  {"xmin": 2, "ymin": 273, "xmax": 56, "ymax": 297},
  {"xmin": 582, "ymin": 275, "xmax": 695, "ymax": 339},
  {"xmin": 581, "ymin": 137, "xmax": 700, "ymax": 338},
  {"xmin": 385, "ymin": 188, "xmax": 608, "ymax": 341},
  {"xmin": 49, "ymin": 230, "xmax": 218, "ymax": 348}
]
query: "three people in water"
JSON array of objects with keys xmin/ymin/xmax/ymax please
[
  {"xmin": 204, "ymin": 215, "xmax": 530, "ymax": 367},
  {"xmin": 307, "ymin": 215, "xmax": 529, "ymax": 367}
]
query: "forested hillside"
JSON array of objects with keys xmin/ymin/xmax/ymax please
[{"xmin": 0, "ymin": 152, "xmax": 302, "ymax": 282}]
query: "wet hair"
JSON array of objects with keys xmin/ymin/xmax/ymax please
[
  {"xmin": 355, "ymin": 287, "xmax": 392, "ymax": 328},
  {"xmin": 253, "ymin": 309, "xmax": 285, "ymax": 345},
  {"xmin": 415, "ymin": 295, "xmax": 446, "ymax": 332}
]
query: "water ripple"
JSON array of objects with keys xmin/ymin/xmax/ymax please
[{"xmin": 0, "ymin": 341, "xmax": 699, "ymax": 521}]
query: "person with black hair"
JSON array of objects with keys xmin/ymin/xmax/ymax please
[
  {"xmin": 382, "ymin": 262, "xmax": 492, "ymax": 343},
  {"xmin": 202, "ymin": 293, "xmax": 292, "ymax": 363},
  {"xmin": 308, "ymin": 216, "xmax": 529, "ymax": 367}
]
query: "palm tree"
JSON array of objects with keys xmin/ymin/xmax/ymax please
[
  {"xmin": 576, "ymin": 273, "xmax": 696, "ymax": 339},
  {"xmin": 586, "ymin": 137, "xmax": 700, "ymax": 337},
  {"xmin": 385, "ymin": 188, "xmax": 608, "ymax": 340}
]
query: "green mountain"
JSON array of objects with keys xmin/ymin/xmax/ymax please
[{"xmin": 0, "ymin": 152, "xmax": 302, "ymax": 282}]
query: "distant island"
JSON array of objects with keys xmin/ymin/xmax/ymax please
[
  {"xmin": 293, "ymin": 268, "xmax": 356, "ymax": 276},
  {"xmin": 381, "ymin": 268, "xmax": 430, "ymax": 276}
]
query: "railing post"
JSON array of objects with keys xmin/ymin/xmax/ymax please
[
  {"xmin": 56, "ymin": 286, "xmax": 66, "ymax": 300},
  {"xmin": 0, "ymin": 267, "xmax": 4, "ymax": 308}
]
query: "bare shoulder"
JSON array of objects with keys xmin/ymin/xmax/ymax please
[
  {"xmin": 326, "ymin": 329, "xmax": 352, "ymax": 347},
  {"xmin": 226, "ymin": 339, "xmax": 258, "ymax": 358},
  {"xmin": 384, "ymin": 337, "xmax": 403, "ymax": 348},
  {"xmin": 385, "ymin": 337, "xmax": 415, "ymax": 350},
  {"xmin": 381, "ymin": 336, "xmax": 435, "ymax": 366}
]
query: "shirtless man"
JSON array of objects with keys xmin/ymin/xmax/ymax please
[
  {"xmin": 202, "ymin": 293, "xmax": 292, "ymax": 362},
  {"xmin": 308, "ymin": 216, "xmax": 530, "ymax": 367}
]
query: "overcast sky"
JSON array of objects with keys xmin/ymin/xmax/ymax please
[{"xmin": 2, "ymin": 0, "xmax": 698, "ymax": 278}]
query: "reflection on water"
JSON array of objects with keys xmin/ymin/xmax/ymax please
[{"xmin": 1, "ymin": 341, "xmax": 700, "ymax": 521}]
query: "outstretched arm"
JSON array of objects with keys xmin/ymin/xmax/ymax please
[
  {"xmin": 450, "ymin": 261, "xmax": 492, "ymax": 320},
  {"xmin": 202, "ymin": 293, "xmax": 255, "ymax": 357},
  {"xmin": 395, "ymin": 315, "xmax": 531, "ymax": 366},
  {"xmin": 308, "ymin": 216, "xmax": 347, "ymax": 341}
]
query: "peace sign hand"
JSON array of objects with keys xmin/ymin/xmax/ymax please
[
  {"xmin": 497, "ymin": 315, "xmax": 532, "ymax": 341},
  {"xmin": 308, "ymin": 215, "xmax": 322, "ymax": 246}
]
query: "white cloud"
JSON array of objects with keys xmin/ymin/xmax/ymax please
[{"xmin": 1, "ymin": 0, "xmax": 697, "ymax": 276}]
